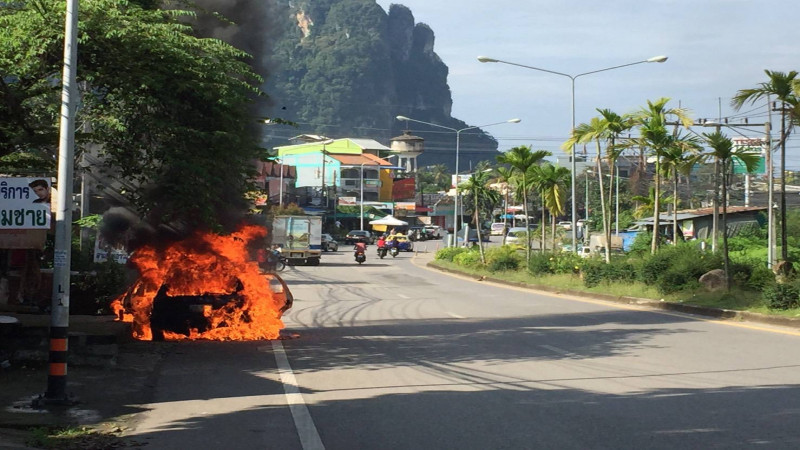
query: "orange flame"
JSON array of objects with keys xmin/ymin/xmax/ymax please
[{"xmin": 112, "ymin": 224, "xmax": 285, "ymax": 341}]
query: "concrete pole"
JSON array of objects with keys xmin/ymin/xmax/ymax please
[
  {"xmin": 766, "ymin": 98, "xmax": 775, "ymax": 268},
  {"xmin": 45, "ymin": 0, "xmax": 79, "ymax": 403},
  {"xmin": 360, "ymin": 163, "xmax": 365, "ymax": 231},
  {"xmin": 278, "ymin": 157, "xmax": 284, "ymax": 208}
]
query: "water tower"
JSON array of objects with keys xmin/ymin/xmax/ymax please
[{"xmin": 389, "ymin": 131, "xmax": 424, "ymax": 173}]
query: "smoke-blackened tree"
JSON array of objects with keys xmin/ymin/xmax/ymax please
[{"xmin": 0, "ymin": 0, "xmax": 265, "ymax": 231}]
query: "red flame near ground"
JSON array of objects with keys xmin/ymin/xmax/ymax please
[{"xmin": 111, "ymin": 224, "xmax": 285, "ymax": 341}]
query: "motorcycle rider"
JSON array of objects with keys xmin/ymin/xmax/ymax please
[
  {"xmin": 353, "ymin": 241, "xmax": 367, "ymax": 257},
  {"xmin": 376, "ymin": 234, "xmax": 388, "ymax": 258}
]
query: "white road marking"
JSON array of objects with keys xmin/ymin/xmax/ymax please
[
  {"xmin": 272, "ymin": 340, "xmax": 325, "ymax": 450},
  {"xmin": 540, "ymin": 344, "xmax": 574, "ymax": 357},
  {"xmin": 397, "ymin": 293, "xmax": 410, "ymax": 299},
  {"xmin": 447, "ymin": 312, "xmax": 465, "ymax": 319}
]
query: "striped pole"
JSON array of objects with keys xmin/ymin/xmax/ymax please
[
  {"xmin": 44, "ymin": 0, "xmax": 78, "ymax": 402},
  {"xmin": 45, "ymin": 327, "xmax": 69, "ymax": 398}
]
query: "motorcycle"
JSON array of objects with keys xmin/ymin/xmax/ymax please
[
  {"xmin": 275, "ymin": 255, "xmax": 287, "ymax": 272},
  {"xmin": 377, "ymin": 246, "xmax": 387, "ymax": 259},
  {"xmin": 355, "ymin": 251, "xmax": 366, "ymax": 264},
  {"xmin": 389, "ymin": 246, "xmax": 399, "ymax": 258}
]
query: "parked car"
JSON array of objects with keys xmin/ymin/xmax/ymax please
[
  {"xmin": 344, "ymin": 230, "xmax": 374, "ymax": 245},
  {"xmin": 321, "ymin": 233, "xmax": 339, "ymax": 252},
  {"xmin": 387, "ymin": 234, "xmax": 414, "ymax": 252},
  {"xmin": 505, "ymin": 226, "xmax": 535, "ymax": 246},
  {"xmin": 424, "ymin": 225, "xmax": 442, "ymax": 239},
  {"xmin": 557, "ymin": 221, "xmax": 572, "ymax": 230}
]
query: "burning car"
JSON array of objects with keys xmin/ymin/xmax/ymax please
[
  {"xmin": 148, "ymin": 273, "xmax": 293, "ymax": 341},
  {"xmin": 111, "ymin": 225, "xmax": 294, "ymax": 341}
]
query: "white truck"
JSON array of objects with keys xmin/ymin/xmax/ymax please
[
  {"xmin": 581, "ymin": 233, "xmax": 624, "ymax": 258},
  {"xmin": 271, "ymin": 215, "xmax": 322, "ymax": 266}
]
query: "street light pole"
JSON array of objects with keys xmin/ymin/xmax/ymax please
[
  {"xmin": 360, "ymin": 162, "xmax": 365, "ymax": 230},
  {"xmin": 396, "ymin": 115, "xmax": 520, "ymax": 246},
  {"xmin": 278, "ymin": 157, "xmax": 284, "ymax": 208},
  {"xmin": 478, "ymin": 55, "xmax": 667, "ymax": 252}
]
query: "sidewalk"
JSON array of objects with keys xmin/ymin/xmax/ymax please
[{"xmin": 0, "ymin": 313, "xmax": 166, "ymax": 448}]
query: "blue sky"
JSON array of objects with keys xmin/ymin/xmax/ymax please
[{"xmin": 376, "ymin": 0, "xmax": 800, "ymax": 168}]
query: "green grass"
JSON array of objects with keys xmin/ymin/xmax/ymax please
[
  {"xmin": 26, "ymin": 426, "xmax": 129, "ymax": 449},
  {"xmin": 429, "ymin": 259, "xmax": 799, "ymax": 316}
]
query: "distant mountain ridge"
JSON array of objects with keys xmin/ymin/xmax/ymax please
[{"xmin": 262, "ymin": 0, "xmax": 501, "ymax": 171}]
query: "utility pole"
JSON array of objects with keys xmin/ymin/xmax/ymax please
[
  {"xmin": 42, "ymin": 0, "xmax": 79, "ymax": 404},
  {"xmin": 766, "ymin": 96, "xmax": 774, "ymax": 268}
]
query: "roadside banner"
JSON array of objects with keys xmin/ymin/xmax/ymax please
[{"xmin": 0, "ymin": 177, "xmax": 52, "ymax": 229}]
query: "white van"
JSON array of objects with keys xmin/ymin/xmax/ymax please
[{"xmin": 490, "ymin": 222, "xmax": 507, "ymax": 235}]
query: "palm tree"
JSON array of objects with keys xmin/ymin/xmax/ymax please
[
  {"xmin": 496, "ymin": 146, "xmax": 551, "ymax": 262},
  {"xmin": 596, "ymin": 109, "xmax": 634, "ymax": 236},
  {"xmin": 702, "ymin": 132, "xmax": 761, "ymax": 290},
  {"xmin": 564, "ymin": 116, "xmax": 616, "ymax": 261},
  {"xmin": 533, "ymin": 163, "xmax": 571, "ymax": 251},
  {"xmin": 659, "ymin": 133, "xmax": 702, "ymax": 244},
  {"xmin": 732, "ymin": 70, "xmax": 800, "ymax": 262},
  {"xmin": 631, "ymin": 186, "xmax": 674, "ymax": 220},
  {"xmin": 493, "ymin": 166, "xmax": 516, "ymax": 245},
  {"xmin": 633, "ymin": 98, "xmax": 694, "ymax": 254},
  {"xmin": 459, "ymin": 170, "xmax": 500, "ymax": 263}
]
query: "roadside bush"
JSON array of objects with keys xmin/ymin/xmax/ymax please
[
  {"xmin": 485, "ymin": 246, "xmax": 523, "ymax": 272},
  {"xmin": 435, "ymin": 247, "xmax": 468, "ymax": 262},
  {"xmin": 763, "ymin": 282, "xmax": 800, "ymax": 310},
  {"xmin": 640, "ymin": 244, "xmax": 722, "ymax": 295},
  {"xmin": 579, "ymin": 256, "xmax": 637, "ymax": 288},
  {"xmin": 728, "ymin": 258, "xmax": 776, "ymax": 291},
  {"xmin": 580, "ymin": 257, "xmax": 606, "ymax": 288},
  {"xmin": 527, "ymin": 252, "xmax": 553, "ymax": 275},
  {"xmin": 453, "ymin": 249, "xmax": 482, "ymax": 268},
  {"xmin": 627, "ymin": 232, "xmax": 654, "ymax": 256},
  {"xmin": 747, "ymin": 264, "xmax": 777, "ymax": 290},
  {"xmin": 550, "ymin": 252, "xmax": 582, "ymax": 275}
]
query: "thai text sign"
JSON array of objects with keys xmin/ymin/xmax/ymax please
[
  {"xmin": 0, "ymin": 177, "xmax": 52, "ymax": 229},
  {"xmin": 732, "ymin": 138, "xmax": 766, "ymax": 174}
]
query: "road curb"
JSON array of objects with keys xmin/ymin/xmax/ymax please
[{"xmin": 425, "ymin": 261, "xmax": 800, "ymax": 330}]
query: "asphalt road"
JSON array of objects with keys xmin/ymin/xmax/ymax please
[{"xmin": 127, "ymin": 245, "xmax": 800, "ymax": 449}]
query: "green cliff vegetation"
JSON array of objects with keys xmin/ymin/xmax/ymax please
[{"xmin": 264, "ymin": 0, "xmax": 501, "ymax": 170}]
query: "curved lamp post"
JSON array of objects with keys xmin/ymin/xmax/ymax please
[
  {"xmin": 396, "ymin": 115, "xmax": 521, "ymax": 246},
  {"xmin": 477, "ymin": 55, "xmax": 667, "ymax": 252}
]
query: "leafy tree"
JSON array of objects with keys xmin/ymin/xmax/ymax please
[
  {"xmin": 417, "ymin": 164, "xmax": 451, "ymax": 192},
  {"xmin": 0, "ymin": 0, "xmax": 265, "ymax": 231},
  {"xmin": 732, "ymin": 70, "xmax": 800, "ymax": 262}
]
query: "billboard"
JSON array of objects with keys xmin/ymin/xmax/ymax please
[
  {"xmin": 392, "ymin": 178, "xmax": 416, "ymax": 200},
  {"xmin": 0, "ymin": 177, "xmax": 52, "ymax": 229},
  {"xmin": 732, "ymin": 138, "xmax": 767, "ymax": 175},
  {"xmin": 451, "ymin": 174, "xmax": 473, "ymax": 188}
]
